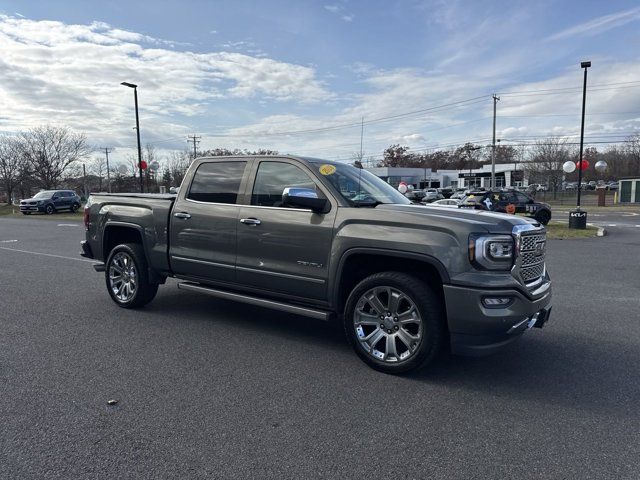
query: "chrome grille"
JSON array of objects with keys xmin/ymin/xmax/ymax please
[
  {"xmin": 521, "ymin": 234, "xmax": 545, "ymax": 252},
  {"xmin": 519, "ymin": 231, "xmax": 546, "ymax": 285}
]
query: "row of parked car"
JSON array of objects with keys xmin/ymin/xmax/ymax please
[
  {"xmin": 563, "ymin": 180, "xmax": 618, "ymax": 191},
  {"xmin": 402, "ymin": 186, "xmax": 551, "ymax": 224}
]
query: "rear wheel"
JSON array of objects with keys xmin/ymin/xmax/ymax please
[
  {"xmin": 535, "ymin": 209, "xmax": 551, "ymax": 225},
  {"xmin": 343, "ymin": 271, "xmax": 445, "ymax": 374},
  {"xmin": 105, "ymin": 243, "xmax": 158, "ymax": 308}
]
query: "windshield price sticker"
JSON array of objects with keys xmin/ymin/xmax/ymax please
[{"xmin": 319, "ymin": 164, "xmax": 336, "ymax": 175}]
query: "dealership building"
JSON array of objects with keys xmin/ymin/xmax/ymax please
[{"xmin": 366, "ymin": 163, "xmax": 527, "ymax": 190}]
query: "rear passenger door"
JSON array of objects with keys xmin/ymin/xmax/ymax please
[
  {"xmin": 235, "ymin": 160, "xmax": 337, "ymax": 301},
  {"xmin": 52, "ymin": 192, "xmax": 66, "ymax": 209},
  {"xmin": 169, "ymin": 160, "xmax": 250, "ymax": 284}
]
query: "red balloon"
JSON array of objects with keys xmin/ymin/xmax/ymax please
[
  {"xmin": 575, "ymin": 159, "xmax": 589, "ymax": 171},
  {"xmin": 139, "ymin": 160, "xmax": 148, "ymax": 170}
]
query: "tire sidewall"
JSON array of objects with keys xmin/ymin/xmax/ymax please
[
  {"xmin": 535, "ymin": 209, "xmax": 550, "ymax": 225},
  {"xmin": 45, "ymin": 204, "xmax": 54, "ymax": 214},
  {"xmin": 105, "ymin": 244, "xmax": 147, "ymax": 308},
  {"xmin": 343, "ymin": 272, "xmax": 444, "ymax": 374}
]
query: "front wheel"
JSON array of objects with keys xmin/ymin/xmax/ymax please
[
  {"xmin": 105, "ymin": 243, "xmax": 158, "ymax": 308},
  {"xmin": 343, "ymin": 271, "xmax": 446, "ymax": 374},
  {"xmin": 70, "ymin": 203, "xmax": 80, "ymax": 213},
  {"xmin": 45, "ymin": 204, "xmax": 54, "ymax": 215}
]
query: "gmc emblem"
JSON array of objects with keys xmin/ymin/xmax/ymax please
[{"xmin": 535, "ymin": 241, "xmax": 546, "ymax": 256}]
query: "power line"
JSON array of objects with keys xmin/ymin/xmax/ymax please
[{"xmin": 497, "ymin": 79, "xmax": 640, "ymax": 96}]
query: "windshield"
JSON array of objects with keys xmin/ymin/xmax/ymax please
[
  {"xmin": 310, "ymin": 161, "xmax": 411, "ymax": 206},
  {"xmin": 34, "ymin": 191, "xmax": 54, "ymax": 199}
]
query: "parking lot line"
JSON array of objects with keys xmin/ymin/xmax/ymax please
[{"xmin": 0, "ymin": 246, "xmax": 94, "ymax": 263}]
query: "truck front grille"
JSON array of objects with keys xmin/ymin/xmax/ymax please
[{"xmin": 519, "ymin": 232, "xmax": 546, "ymax": 285}]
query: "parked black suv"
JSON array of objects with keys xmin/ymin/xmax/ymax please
[
  {"xmin": 460, "ymin": 189, "xmax": 552, "ymax": 225},
  {"xmin": 20, "ymin": 190, "xmax": 81, "ymax": 215}
]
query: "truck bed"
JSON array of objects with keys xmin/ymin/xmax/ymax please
[{"xmin": 85, "ymin": 193, "xmax": 176, "ymax": 273}]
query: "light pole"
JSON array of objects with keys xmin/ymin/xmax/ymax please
[
  {"xmin": 576, "ymin": 61, "xmax": 590, "ymax": 208},
  {"xmin": 569, "ymin": 61, "xmax": 591, "ymax": 229},
  {"xmin": 121, "ymin": 82, "xmax": 144, "ymax": 193}
]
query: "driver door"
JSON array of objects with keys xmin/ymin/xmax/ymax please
[{"xmin": 235, "ymin": 159, "xmax": 337, "ymax": 301}]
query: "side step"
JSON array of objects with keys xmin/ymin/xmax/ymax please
[{"xmin": 177, "ymin": 282, "xmax": 333, "ymax": 321}]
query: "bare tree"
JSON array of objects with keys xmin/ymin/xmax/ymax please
[
  {"xmin": 17, "ymin": 125, "xmax": 90, "ymax": 189},
  {"xmin": 90, "ymin": 156, "xmax": 107, "ymax": 191},
  {"xmin": 166, "ymin": 150, "xmax": 191, "ymax": 187},
  {"xmin": 624, "ymin": 132, "xmax": 640, "ymax": 177},
  {"xmin": 525, "ymin": 138, "xmax": 572, "ymax": 198},
  {"xmin": 0, "ymin": 135, "xmax": 23, "ymax": 204}
]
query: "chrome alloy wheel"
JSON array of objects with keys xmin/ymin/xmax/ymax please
[
  {"xmin": 353, "ymin": 286, "xmax": 423, "ymax": 363},
  {"xmin": 109, "ymin": 252, "xmax": 138, "ymax": 303}
]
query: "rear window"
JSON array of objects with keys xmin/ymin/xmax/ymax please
[{"xmin": 187, "ymin": 161, "xmax": 247, "ymax": 204}]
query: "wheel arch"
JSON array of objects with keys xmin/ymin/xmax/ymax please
[
  {"xmin": 102, "ymin": 223, "xmax": 165, "ymax": 284},
  {"xmin": 333, "ymin": 248, "xmax": 449, "ymax": 315}
]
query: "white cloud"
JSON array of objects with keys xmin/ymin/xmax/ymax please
[
  {"xmin": 324, "ymin": 4, "xmax": 354, "ymax": 22},
  {"xmin": 0, "ymin": 15, "xmax": 332, "ymax": 153},
  {"xmin": 547, "ymin": 6, "xmax": 640, "ymax": 41}
]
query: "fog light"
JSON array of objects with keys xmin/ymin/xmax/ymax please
[{"xmin": 482, "ymin": 297, "xmax": 513, "ymax": 308}]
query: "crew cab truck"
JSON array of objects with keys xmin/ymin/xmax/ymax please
[{"xmin": 81, "ymin": 156, "xmax": 552, "ymax": 374}]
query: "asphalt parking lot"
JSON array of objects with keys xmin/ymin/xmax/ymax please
[{"xmin": 1, "ymin": 216, "xmax": 639, "ymax": 479}]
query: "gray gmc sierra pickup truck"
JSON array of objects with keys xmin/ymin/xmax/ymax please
[{"xmin": 81, "ymin": 155, "xmax": 552, "ymax": 374}]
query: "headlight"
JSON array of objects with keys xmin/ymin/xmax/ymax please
[{"xmin": 469, "ymin": 234, "xmax": 514, "ymax": 270}]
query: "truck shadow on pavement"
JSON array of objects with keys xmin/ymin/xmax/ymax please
[
  {"xmin": 148, "ymin": 286, "xmax": 639, "ymax": 415},
  {"xmin": 410, "ymin": 333, "xmax": 640, "ymax": 415}
]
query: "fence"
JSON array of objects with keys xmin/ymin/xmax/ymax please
[{"xmin": 534, "ymin": 189, "xmax": 617, "ymax": 207}]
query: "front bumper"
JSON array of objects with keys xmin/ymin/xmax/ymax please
[
  {"xmin": 444, "ymin": 281, "xmax": 552, "ymax": 356},
  {"xmin": 20, "ymin": 205, "xmax": 43, "ymax": 212}
]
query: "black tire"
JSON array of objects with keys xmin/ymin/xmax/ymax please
[
  {"xmin": 45, "ymin": 204, "xmax": 54, "ymax": 215},
  {"xmin": 105, "ymin": 243, "xmax": 158, "ymax": 308},
  {"xmin": 343, "ymin": 271, "xmax": 446, "ymax": 374},
  {"xmin": 70, "ymin": 203, "xmax": 80, "ymax": 213},
  {"xmin": 535, "ymin": 209, "xmax": 551, "ymax": 225}
]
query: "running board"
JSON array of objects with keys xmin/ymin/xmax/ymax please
[{"xmin": 177, "ymin": 282, "xmax": 332, "ymax": 321}]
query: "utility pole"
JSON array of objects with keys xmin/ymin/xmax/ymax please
[
  {"xmin": 82, "ymin": 163, "xmax": 87, "ymax": 199},
  {"xmin": 359, "ymin": 117, "xmax": 364, "ymax": 160},
  {"xmin": 188, "ymin": 135, "xmax": 201, "ymax": 160},
  {"xmin": 491, "ymin": 94, "xmax": 500, "ymax": 189},
  {"xmin": 104, "ymin": 147, "xmax": 113, "ymax": 193}
]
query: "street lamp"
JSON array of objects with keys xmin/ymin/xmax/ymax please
[
  {"xmin": 569, "ymin": 61, "xmax": 591, "ymax": 229},
  {"xmin": 121, "ymin": 82, "xmax": 144, "ymax": 193}
]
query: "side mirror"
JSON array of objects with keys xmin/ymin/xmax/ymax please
[{"xmin": 282, "ymin": 187, "xmax": 330, "ymax": 214}]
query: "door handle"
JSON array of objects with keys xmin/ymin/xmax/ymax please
[
  {"xmin": 174, "ymin": 212, "xmax": 191, "ymax": 219},
  {"xmin": 240, "ymin": 217, "xmax": 261, "ymax": 226}
]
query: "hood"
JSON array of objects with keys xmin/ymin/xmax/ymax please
[{"xmin": 376, "ymin": 203, "xmax": 538, "ymax": 233}]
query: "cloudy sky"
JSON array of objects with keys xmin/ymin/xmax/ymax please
[{"xmin": 1, "ymin": 0, "xmax": 639, "ymax": 166}]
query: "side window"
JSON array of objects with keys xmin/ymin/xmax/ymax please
[
  {"xmin": 516, "ymin": 192, "xmax": 531, "ymax": 203},
  {"xmin": 187, "ymin": 161, "xmax": 247, "ymax": 204},
  {"xmin": 251, "ymin": 162, "xmax": 324, "ymax": 208}
]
